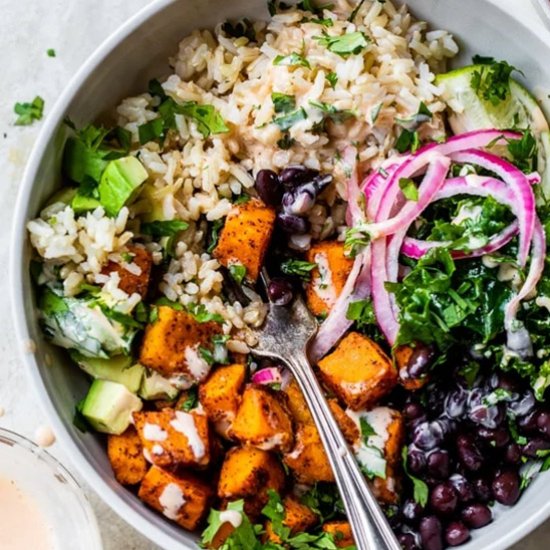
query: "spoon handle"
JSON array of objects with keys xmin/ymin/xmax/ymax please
[{"xmin": 286, "ymin": 351, "xmax": 401, "ymax": 550}]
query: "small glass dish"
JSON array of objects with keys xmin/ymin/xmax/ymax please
[{"xmin": 0, "ymin": 427, "xmax": 102, "ymax": 550}]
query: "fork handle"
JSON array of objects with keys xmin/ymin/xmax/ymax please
[{"xmin": 287, "ymin": 351, "xmax": 401, "ymax": 550}]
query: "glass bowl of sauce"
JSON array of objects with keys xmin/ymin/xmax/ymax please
[{"xmin": 0, "ymin": 428, "xmax": 102, "ymax": 550}]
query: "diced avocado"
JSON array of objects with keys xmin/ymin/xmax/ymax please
[
  {"xmin": 139, "ymin": 369, "xmax": 179, "ymax": 401},
  {"xmin": 39, "ymin": 288, "xmax": 138, "ymax": 358},
  {"xmin": 47, "ymin": 187, "xmax": 77, "ymax": 206},
  {"xmin": 80, "ymin": 379, "xmax": 142, "ymax": 435},
  {"xmin": 98, "ymin": 156, "xmax": 148, "ymax": 216},
  {"xmin": 71, "ymin": 352, "xmax": 145, "ymax": 393},
  {"xmin": 71, "ymin": 192, "xmax": 101, "ymax": 215}
]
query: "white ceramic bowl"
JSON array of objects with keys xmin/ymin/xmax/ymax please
[{"xmin": 10, "ymin": 1, "xmax": 550, "ymax": 549}]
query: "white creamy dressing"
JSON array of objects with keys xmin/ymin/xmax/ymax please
[
  {"xmin": 452, "ymin": 204, "xmax": 483, "ymax": 226},
  {"xmin": 219, "ymin": 510, "xmax": 243, "ymax": 529},
  {"xmin": 159, "ymin": 483, "xmax": 186, "ymax": 520},
  {"xmin": 184, "ymin": 346, "xmax": 211, "ymax": 381},
  {"xmin": 143, "ymin": 423, "xmax": 168, "ymax": 442},
  {"xmin": 168, "ymin": 373, "xmax": 195, "ymax": 390},
  {"xmin": 0, "ymin": 477, "xmax": 54, "ymax": 550},
  {"xmin": 346, "ymin": 407, "xmax": 393, "ymax": 478},
  {"xmin": 152, "ymin": 444, "xmax": 164, "ymax": 456},
  {"xmin": 256, "ymin": 433, "xmax": 285, "ymax": 451},
  {"xmin": 170, "ymin": 411, "xmax": 205, "ymax": 459},
  {"xmin": 312, "ymin": 253, "xmax": 337, "ymax": 307}
]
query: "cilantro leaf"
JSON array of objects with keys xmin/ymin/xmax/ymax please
[
  {"xmin": 471, "ymin": 59, "xmax": 518, "ymax": 106},
  {"xmin": 314, "ymin": 31, "xmax": 370, "ymax": 57},
  {"xmin": 47, "ymin": 48, "xmax": 56, "ymax": 57},
  {"xmin": 207, "ymin": 219, "xmax": 224, "ymax": 254},
  {"xmin": 399, "ymin": 178, "xmax": 419, "ymax": 202},
  {"xmin": 14, "ymin": 96, "xmax": 45, "ymax": 126},
  {"xmin": 507, "ymin": 130, "xmax": 538, "ymax": 173},
  {"xmin": 359, "ymin": 417, "xmax": 376, "ymax": 440},
  {"xmin": 346, "ymin": 300, "xmax": 376, "ymax": 330},
  {"xmin": 186, "ymin": 302, "xmax": 225, "ymax": 324},
  {"xmin": 344, "ymin": 225, "xmax": 370, "ymax": 258},
  {"xmin": 326, "ymin": 72, "xmax": 338, "ymax": 89},
  {"xmin": 138, "ymin": 118, "xmax": 164, "ymax": 145},
  {"xmin": 395, "ymin": 129, "xmax": 420, "ymax": 153},
  {"xmin": 178, "ymin": 101, "xmax": 229, "ymax": 138},
  {"xmin": 280, "ymin": 259, "xmax": 317, "ymax": 280},
  {"xmin": 273, "ymin": 108, "xmax": 308, "ymax": 131},
  {"xmin": 141, "ymin": 220, "xmax": 189, "ymax": 237},
  {"xmin": 273, "ymin": 53, "xmax": 311, "ymax": 69},
  {"xmin": 180, "ymin": 387, "xmax": 198, "ymax": 411},
  {"xmin": 309, "ymin": 101, "xmax": 355, "ymax": 125},
  {"xmin": 229, "ymin": 263, "xmax": 247, "ymax": 284},
  {"xmin": 272, "ymin": 92, "xmax": 296, "ymax": 114},
  {"xmin": 402, "ymin": 446, "xmax": 429, "ymax": 506}
]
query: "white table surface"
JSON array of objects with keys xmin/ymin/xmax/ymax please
[{"xmin": 0, "ymin": 0, "xmax": 549, "ymax": 549}]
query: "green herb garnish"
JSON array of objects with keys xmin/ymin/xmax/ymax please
[
  {"xmin": 273, "ymin": 53, "xmax": 311, "ymax": 69},
  {"xmin": 14, "ymin": 96, "xmax": 45, "ymax": 126},
  {"xmin": 141, "ymin": 220, "xmax": 189, "ymax": 237},
  {"xmin": 402, "ymin": 446, "xmax": 429, "ymax": 506},
  {"xmin": 399, "ymin": 178, "xmax": 419, "ymax": 202},
  {"xmin": 314, "ymin": 31, "xmax": 370, "ymax": 57},
  {"xmin": 326, "ymin": 71, "xmax": 338, "ymax": 89},
  {"xmin": 47, "ymin": 48, "xmax": 56, "ymax": 57},
  {"xmin": 281, "ymin": 259, "xmax": 317, "ymax": 280},
  {"xmin": 229, "ymin": 263, "xmax": 247, "ymax": 284},
  {"xmin": 471, "ymin": 59, "xmax": 518, "ymax": 106}
]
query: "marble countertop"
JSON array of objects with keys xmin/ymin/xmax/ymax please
[{"xmin": 1, "ymin": 1, "xmax": 549, "ymax": 549}]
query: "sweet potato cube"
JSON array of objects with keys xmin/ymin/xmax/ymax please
[
  {"xmin": 213, "ymin": 198, "xmax": 276, "ymax": 282},
  {"xmin": 318, "ymin": 332, "xmax": 397, "ymax": 411},
  {"xmin": 133, "ymin": 409, "xmax": 210, "ymax": 469},
  {"xmin": 284, "ymin": 423, "xmax": 334, "ymax": 484},
  {"xmin": 329, "ymin": 399, "xmax": 360, "ymax": 446},
  {"xmin": 139, "ymin": 305, "xmax": 220, "ymax": 379},
  {"xmin": 305, "ymin": 241, "xmax": 353, "ymax": 317},
  {"xmin": 394, "ymin": 344, "xmax": 430, "ymax": 390},
  {"xmin": 101, "ymin": 245, "xmax": 153, "ymax": 298},
  {"xmin": 107, "ymin": 426, "xmax": 148, "ymax": 485},
  {"xmin": 199, "ymin": 364, "xmax": 247, "ymax": 423},
  {"xmin": 230, "ymin": 385, "xmax": 294, "ymax": 452},
  {"xmin": 265, "ymin": 495, "xmax": 318, "ymax": 542},
  {"xmin": 284, "ymin": 378, "xmax": 313, "ymax": 425},
  {"xmin": 322, "ymin": 521, "xmax": 354, "ymax": 548},
  {"xmin": 218, "ymin": 447, "xmax": 286, "ymax": 518},
  {"xmin": 138, "ymin": 466, "xmax": 212, "ymax": 530}
]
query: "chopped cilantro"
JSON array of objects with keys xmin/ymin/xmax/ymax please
[
  {"xmin": 399, "ymin": 178, "xmax": 419, "ymax": 202},
  {"xmin": 314, "ymin": 31, "xmax": 370, "ymax": 57},
  {"xmin": 206, "ymin": 219, "xmax": 224, "ymax": 254},
  {"xmin": 186, "ymin": 302, "xmax": 225, "ymax": 324},
  {"xmin": 229, "ymin": 263, "xmax": 247, "ymax": 284},
  {"xmin": 273, "ymin": 53, "xmax": 311, "ymax": 69},
  {"xmin": 180, "ymin": 387, "xmax": 198, "ymax": 411},
  {"xmin": 272, "ymin": 92, "xmax": 296, "ymax": 114},
  {"xmin": 281, "ymin": 259, "xmax": 317, "ymax": 280},
  {"xmin": 309, "ymin": 100, "xmax": 355, "ymax": 125},
  {"xmin": 471, "ymin": 59, "xmax": 518, "ymax": 106},
  {"xmin": 507, "ymin": 130, "xmax": 537, "ymax": 173},
  {"xmin": 199, "ymin": 346, "xmax": 215, "ymax": 365},
  {"xmin": 458, "ymin": 361, "xmax": 480, "ymax": 388},
  {"xmin": 234, "ymin": 193, "xmax": 252, "ymax": 205},
  {"xmin": 326, "ymin": 71, "xmax": 338, "ymax": 89},
  {"xmin": 141, "ymin": 219, "xmax": 189, "ymax": 237},
  {"xmin": 138, "ymin": 118, "xmax": 164, "ymax": 144},
  {"xmin": 370, "ymin": 103, "xmax": 382, "ymax": 124},
  {"xmin": 472, "ymin": 54, "xmax": 496, "ymax": 65},
  {"xmin": 402, "ymin": 446, "xmax": 429, "ymax": 506},
  {"xmin": 277, "ymin": 134, "xmax": 295, "ymax": 150},
  {"xmin": 346, "ymin": 300, "xmax": 377, "ymax": 330},
  {"xmin": 359, "ymin": 417, "xmax": 376, "ymax": 440},
  {"xmin": 344, "ymin": 226, "xmax": 370, "ymax": 258},
  {"xmin": 483, "ymin": 388, "xmax": 513, "ymax": 406},
  {"xmin": 14, "ymin": 96, "xmax": 44, "ymax": 126},
  {"xmin": 273, "ymin": 108, "xmax": 308, "ymax": 131},
  {"xmin": 47, "ymin": 48, "xmax": 56, "ymax": 57},
  {"xmin": 395, "ymin": 129, "xmax": 420, "ymax": 153}
]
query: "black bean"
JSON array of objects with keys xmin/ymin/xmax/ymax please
[
  {"xmin": 492, "ymin": 469, "xmax": 520, "ymax": 506},
  {"xmin": 449, "ymin": 474, "xmax": 474, "ymax": 503},
  {"xmin": 255, "ymin": 169, "xmax": 283, "ymax": 206},
  {"xmin": 427, "ymin": 450, "xmax": 450, "ymax": 479},
  {"xmin": 267, "ymin": 278, "xmax": 293, "ymax": 306},
  {"xmin": 419, "ymin": 516, "xmax": 443, "ymax": 550},
  {"xmin": 456, "ymin": 434, "xmax": 484, "ymax": 472},
  {"xmin": 504, "ymin": 443, "xmax": 522, "ymax": 465},
  {"xmin": 445, "ymin": 521, "xmax": 470, "ymax": 546},
  {"xmin": 472, "ymin": 477, "xmax": 492, "ymax": 503},
  {"xmin": 444, "ymin": 388, "xmax": 468, "ymax": 419},
  {"xmin": 517, "ymin": 410, "xmax": 539, "ymax": 433},
  {"xmin": 276, "ymin": 212, "xmax": 308, "ymax": 234},
  {"xmin": 279, "ymin": 165, "xmax": 319, "ymax": 189},
  {"xmin": 477, "ymin": 427, "xmax": 510, "ymax": 448},
  {"xmin": 407, "ymin": 448, "xmax": 426, "ymax": 475},
  {"xmin": 509, "ymin": 391, "xmax": 536, "ymax": 418},
  {"xmin": 413, "ymin": 421, "xmax": 444, "ymax": 451},
  {"xmin": 522, "ymin": 438, "xmax": 550, "ymax": 458},
  {"xmin": 469, "ymin": 403, "xmax": 505, "ymax": 429},
  {"xmin": 536, "ymin": 410, "xmax": 550, "ymax": 437},
  {"xmin": 461, "ymin": 503, "xmax": 493, "ymax": 529},
  {"xmin": 429, "ymin": 483, "xmax": 458, "ymax": 516},
  {"xmin": 402, "ymin": 499, "xmax": 424, "ymax": 525},
  {"xmin": 397, "ymin": 533, "xmax": 419, "ymax": 550},
  {"xmin": 404, "ymin": 402, "xmax": 425, "ymax": 422},
  {"xmin": 407, "ymin": 344, "xmax": 435, "ymax": 378}
]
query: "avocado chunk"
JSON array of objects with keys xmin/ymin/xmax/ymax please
[
  {"xmin": 139, "ymin": 369, "xmax": 179, "ymax": 401},
  {"xmin": 71, "ymin": 353, "xmax": 145, "ymax": 393},
  {"xmin": 98, "ymin": 156, "xmax": 148, "ymax": 216},
  {"xmin": 80, "ymin": 379, "xmax": 142, "ymax": 435}
]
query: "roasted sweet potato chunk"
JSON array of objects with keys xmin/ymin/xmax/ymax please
[
  {"xmin": 318, "ymin": 332, "xmax": 397, "ymax": 411},
  {"xmin": 284, "ymin": 378, "xmax": 313, "ymax": 425},
  {"xmin": 230, "ymin": 385, "xmax": 294, "ymax": 452},
  {"xmin": 305, "ymin": 241, "xmax": 354, "ymax": 317},
  {"xmin": 265, "ymin": 495, "xmax": 318, "ymax": 543},
  {"xmin": 322, "ymin": 521, "xmax": 354, "ymax": 548},
  {"xmin": 101, "ymin": 245, "xmax": 153, "ymax": 298},
  {"xmin": 199, "ymin": 364, "xmax": 247, "ymax": 423},
  {"xmin": 138, "ymin": 466, "xmax": 212, "ymax": 530},
  {"xmin": 284, "ymin": 423, "xmax": 334, "ymax": 484},
  {"xmin": 213, "ymin": 198, "xmax": 276, "ymax": 282},
  {"xmin": 139, "ymin": 305, "xmax": 220, "ymax": 379},
  {"xmin": 133, "ymin": 409, "xmax": 210, "ymax": 469},
  {"xmin": 107, "ymin": 426, "xmax": 148, "ymax": 485},
  {"xmin": 329, "ymin": 399, "xmax": 360, "ymax": 445},
  {"xmin": 218, "ymin": 447, "xmax": 285, "ymax": 518}
]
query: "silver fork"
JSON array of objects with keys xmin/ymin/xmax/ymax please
[{"xmin": 250, "ymin": 278, "xmax": 401, "ymax": 550}]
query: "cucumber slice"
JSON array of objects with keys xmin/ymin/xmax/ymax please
[
  {"xmin": 80, "ymin": 379, "xmax": 142, "ymax": 435},
  {"xmin": 71, "ymin": 352, "xmax": 144, "ymax": 393}
]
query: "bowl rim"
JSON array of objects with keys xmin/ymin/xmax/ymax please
[
  {"xmin": 0, "ymin": 427, "xmax": 103, "ymax": 549},
  {"xmin": 10, "ymin": 1, "xmax": 550, "ymax": 549}
]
